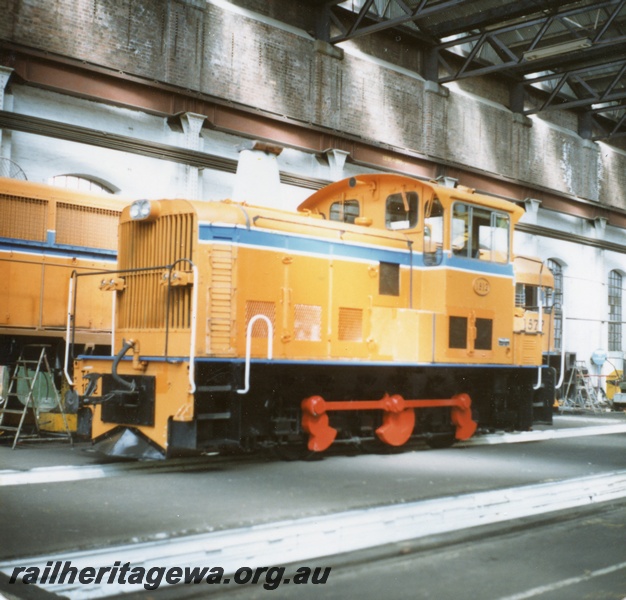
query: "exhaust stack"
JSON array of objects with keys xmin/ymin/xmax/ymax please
[{"xmin": 233, "ymin": 140, "xmax": 283, "ymax": 207}]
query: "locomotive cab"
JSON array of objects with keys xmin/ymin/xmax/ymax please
[{"xmin": 299, "ymin": 174, "xmax": 426, "ymax": 240}]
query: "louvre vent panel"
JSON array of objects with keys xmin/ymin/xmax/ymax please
[
  {"xmin": 56, "ymin": 203, "xmax": 118, "ymax": 249},
  {"xmin": 245, "ymin": 301, "xmax": 276, "ymax": 338},
  {"xmin": 521, "ymin": 338, "xmax": 538, "ymax": 365},
  {"xmin": 0, "ymin": 195, "xmax": 47, "ymax": 241},
  {"xmin": 338, "ymin": 307, "xmax": 363, "ymax": 342},
  {"xmin": 294, "ymin": 304, "xmax": 322, "ymax": 341},
  {"xmin": 206, "ymin": 245, "xmax": 236, "ymax": 354},
  {"xmin": 117, "ymin": 212, "xmax": 195, "ymax": 330}
]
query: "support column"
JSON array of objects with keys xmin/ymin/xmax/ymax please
[
  {"xmin": 592, "ymin": 216, "xmax": 608, "ymax": 238},
  {"xmin": 315, "ymin": 3, "xmax": 332, "ymax": 42},
  {"xmin": 421, "ymin": 48, "xmax": 439, "ymax": 82},
  {"xmin": 578, "ymin": 111, "xmax": 594, "ymax": 140},
  {"xmin": 0, "ymin": 67, "xmax": 14, "ymax": 159},
  {"xmin": 523, "ymin": 198, "xmax": 542, "ymax": 226},
  {"xmin": 179, "ymin": 112, "xmax": 206, "ymax": 199},
  {"xmin": 510, "ymin": 82, "xmax": 525, "ymax": 115},
  {"xmin": 324, "ymin": 148, "xmax": 350, "ymax": 180}
]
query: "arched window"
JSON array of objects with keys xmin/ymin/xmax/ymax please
[
  {"xmin": 547, "ymin": 259, "xmax": 563, "ymax": 350},
  {"xmin": 608, "ymin": 270, "xmax": 623, "ymax": 352},
  {"xmin": 48, "ymin": 175, "xmax": 115, "ymax": 194}
]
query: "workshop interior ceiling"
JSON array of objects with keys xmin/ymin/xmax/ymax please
[{"xmin": 308, "ymin": 0, "xmax": 626, "ymax": 141}]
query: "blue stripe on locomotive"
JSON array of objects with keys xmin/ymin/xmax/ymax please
[
  {"xmin": 0, "ymin": 236, "xmax": 116, "ymax": 261},
  {"xmin": 198, "ymin": 223, "xmax": 514, "ymax": 278}
]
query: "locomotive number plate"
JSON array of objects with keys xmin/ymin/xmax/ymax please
[{"xmin": 473, "ymin": 277, "xmax": 490, "ymax": 296}]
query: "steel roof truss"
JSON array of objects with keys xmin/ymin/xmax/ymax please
[
  {"xmin": 600, "ymin": 111, "xmax": 626, "ymax": 140},
  {"xmin": 435, "ymin": 1, "xmax": 625, "ymax": 83},
  {"xmin": 344, "ymin": 0, "xmax": 377, "ymax": 41},
  {"xmin": 317, "ymin": 0, "xmax": 626, "ymax": 139},
  {"xmin": 540, "ymin": 73, "xmax": 571, "ymax": 113},
  {"xmin": 522, "ymin": 58, "xmax": 626, "ymax": 113},
  {"xmin": 593, "ymin": 0, "xmax": 626, "ymax": 42},
  {"xmin": 328, "ymin": 0, "xmax": 471, "ymax": 43},
  {"xmin": 602, "ymin": 61, "xmax": 626, "ymax": 100}
]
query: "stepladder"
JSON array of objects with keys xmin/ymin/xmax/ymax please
[
  {"xmin": 0, "ymin": 345, "xmax": 73, "ymax": 449},
  {"xmin": 562, "ymin": 360, "xmax": 607, "ymax": 412}
]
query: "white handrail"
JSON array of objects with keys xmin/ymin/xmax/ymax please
[
  {"xmin": 111, "ymin": 288, "xmax": 116, "ymax": 359},
  {"xmin": 534, "ymin": 304, "xmax": 567, "ymax": 392},
  {"xmin": 533, "ymin": 302, "xmax": 543, "ymax": 390},
  {"xmin": 533, "ymin": 365, "xmax": 542, "ymax": 390},
  {"xmin": 237, "ymin": 314, "xmax": 273, "ymax": 395},
  {"xmin": 533, "ymin": 290, "xmax": 545, "ymax": 391},
  {"xmin": 188, "ymin": 264, "xmax": 199, "ymax": 394},
  {"xmin": 63, "ymin": 274, "xmax": 75, "ymax": 386},
  {"xmin": 556, "ymin": 306, "xmax": 566, "ymax": 389}
]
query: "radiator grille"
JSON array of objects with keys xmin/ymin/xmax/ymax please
[
  {"xmin": 338, "ymin": 307, "xmax": 363, "ymax": 342},
  {"xmin": 0, "ymin": 195, "xmax": 47, "ymax": 241},
  {"xmin": 294, "ymin": 304, "xmax": 322, "ymax": 341},
  {"xmin": 56, "ymin": 202, "xmax": 119, "ymax": 249},
  {"xmin": 117, "ymin": 211, "xmax": 195, "ymax": 330}
]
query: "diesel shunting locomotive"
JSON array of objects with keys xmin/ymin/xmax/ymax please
[{"xmin": 69, "ymin": 173, "xmax": 557, "ymax": 459}]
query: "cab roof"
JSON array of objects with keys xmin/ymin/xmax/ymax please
[{"xmin": 298, "ymin": 173, "xmax": 524, "ymax": 223}]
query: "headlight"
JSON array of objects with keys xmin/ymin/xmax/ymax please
[{"xmin": 129, "ymin": 199, "xmax": 160, "ymax": 221}]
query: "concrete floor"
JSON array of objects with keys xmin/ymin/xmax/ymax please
[{"xmin": 0, "ymin": 412, "xmax": 624, "ymax": 599}]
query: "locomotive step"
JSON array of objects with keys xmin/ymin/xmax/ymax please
[
  {"xmin": 196, "ymin": 412, "xmax": 232, "ymax": 420},
  {"xmin": 195, "ymin": 385, "xmax": 233, "ymax": 393}
]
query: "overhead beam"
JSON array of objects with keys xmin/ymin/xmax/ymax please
[{"xmin": 328, "ymin": 0, "xmax": 469, "ymax": 44}]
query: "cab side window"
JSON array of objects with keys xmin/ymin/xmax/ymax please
[
  {"xmin": 385, "ymin": 192, "xmax": 418, "ymax": 230},
  {"xmin": 452, "ymin": 203, "xmax": 509, "ymax": 263},
  {"xmin": 330, "ymin": 199, "xmax": 360, "ymax": 224},
  {"xmin": 423, "ymin": 197, "xmax": 444, "ymax": 266}
]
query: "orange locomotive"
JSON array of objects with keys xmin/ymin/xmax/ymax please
[
  {"xmin": 70, "ymin": 174, "xmax": 556, "ymax": 459},
  {"xmin": 0, "ymin": 178, "xmax": 125, "ymax": 430}
]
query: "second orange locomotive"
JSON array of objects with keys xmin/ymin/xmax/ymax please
[{"xmin": 71, "ymin": 174, "xmax": 556, "ymax": 459}]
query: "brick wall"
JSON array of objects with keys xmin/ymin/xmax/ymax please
[{"xmin": 1, "ymin": 0, "xmax": 625, "ymax": 209}]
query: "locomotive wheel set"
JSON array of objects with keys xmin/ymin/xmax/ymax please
[{"xmin": 66, "ymin": 173, "xmax": 557, "ymax": 459}]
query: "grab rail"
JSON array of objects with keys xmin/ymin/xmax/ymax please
[
  {"xmin": 556, "ymin": 306, "xmax": 566, "ymax": 389},
  {"xmin": 237, "ymin": 315, "xmax": 273, "ymax": 395},
  {"xmin": 188, "ymin": 264, "xmax": 199, "ymax": 394},
  {"xmin": 533, "ymin": 296, "xmax": 544, "ymax": 391},
  {"xmin": 63, "ymin": 272, "xmax": 76, "ymax": 386}
]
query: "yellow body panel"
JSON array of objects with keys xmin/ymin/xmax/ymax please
[
  {"xmin": 103, "ymin": 175, "xmax": 543, "ymax": 368},
  {"xmin": 0, "ymin": 253, "xmax": 114, "ymax": 339},
  {"xmin": 0, "ymin": 177, "xmax": 126, "ymax": 344},
  {"xmin": 38, "ymin": 412, "xmax": 77, "ymax": 432},
  {"xmin": 513, "ymin": 255, "xmax": 556, "ymax": 355},
  {"xmin": 77, "ymin": 358, "xmax": 192, "ymax": 449}
]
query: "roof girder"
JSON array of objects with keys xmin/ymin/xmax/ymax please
[{"xmin": 314, "ymin": 0, "xmax": 626, "ymax": 141}]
